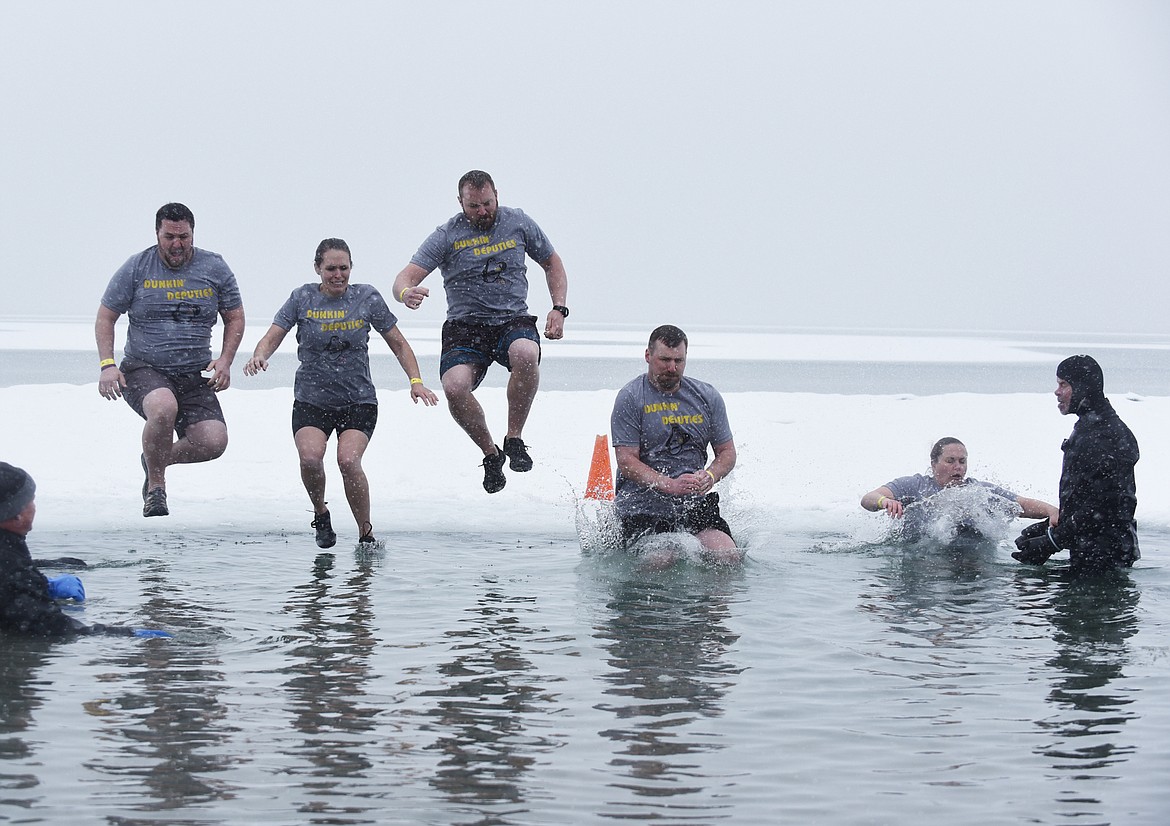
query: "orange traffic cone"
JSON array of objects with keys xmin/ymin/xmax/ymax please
[{"xmin": 585, "ymin": 434, "xmax": 615, "ymax": 500}]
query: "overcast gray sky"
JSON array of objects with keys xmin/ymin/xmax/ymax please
[{"xmin": 3, "ymin": 1, "xmax": 1167, "ymax": 335}]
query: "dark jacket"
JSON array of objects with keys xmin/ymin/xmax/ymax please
[
  {"xmin": 1050, "ymin": 398, "xmax": 1140, "ymax": 570},
  {"xmin": 0, "ymin": 528, "xmax": 90, "ymax": 637}
]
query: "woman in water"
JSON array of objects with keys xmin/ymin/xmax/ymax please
[{"xmin": 861, "ymin": 436, "xmax": 1058, "ymax": 539}]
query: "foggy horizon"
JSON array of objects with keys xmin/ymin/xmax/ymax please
[{"xmin": 3, "ymin": 2, "xmax": 1167, "ymax": 336}]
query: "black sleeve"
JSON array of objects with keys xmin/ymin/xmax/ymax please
[
  {"xmin": 1051, "ymin": 442, "xmax": 1134, "ymax": 549},
  {"xmin": 0, "ymin": 561, "xmax": 91, "ymax": 638}
]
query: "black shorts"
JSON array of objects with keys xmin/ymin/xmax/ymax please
[
  {"xmin": 619, "ymin": 492, "xmax": 734, "ymax": 545},
  {"xmin": 440, "ymin": 316, "xmax": 541, "ymax": 389},
  {"xmin": 120, "ymin": 356, "xmax": 225, "ymax": 439},
  {"xmin": 292, "ymin": 401, "xmax": 378, "ymax": 440}
]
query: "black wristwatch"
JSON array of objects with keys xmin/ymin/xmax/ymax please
[{"xmin": 552, "ymin": 305, "xmax": 569, "ymax": 318}]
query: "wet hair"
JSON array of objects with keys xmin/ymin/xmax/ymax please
[
  {"xmin": 648, "ymin": 324, "xmax": 688, "ymax": 350},
  {"xmin": 314, "ymin": 238, "xmax": 352, "ymax": 268},
  {"xmin": 930, "ymin": 437, "xmax": 965, "ymax": 464},
  {"xmin": 458, "ymin": 170, "xmax": 496, "ymax": 195},
  {"xmin": 155, "ymin": 202, "xmax": 195, "ymax": 231}
]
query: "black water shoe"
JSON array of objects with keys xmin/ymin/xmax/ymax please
[
  {"xmin": 482, "ymin": 447, "xmax": 507, "ymax": 493},
  {"xmin": 143, "ymin": 487, "xmax": 169, "ymax": 518},
  {"xmin": 502, "ymin": 437, "xmax": 533, "ymax": 472},
  {"xmin": 312, "ymin": 511, "xmax": 337, "ymax": 549}
]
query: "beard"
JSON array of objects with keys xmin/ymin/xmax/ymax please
[
  {"xmin": 651, "ymin": 373, "xmax": 681, "ymax": 392},
  {"xmin": 469, "ymin": 211, "xmax": 496, "ymax": 231},
  {"xmin": 162, "ymin": 248, "xmax": 192, "ymax": 269}
]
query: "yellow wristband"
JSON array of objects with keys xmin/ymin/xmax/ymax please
[
  {"xmin": 704, "ymin": 469, "xmax": 716, "ymax": 484},
  {"xmin": 877, "ymin": 496, "xmax": 887, "ymax": 508},
  {"xmin": 410, "ymin": 378, "xmax": 423, "ymax": 385},
  {"xmin": 399, "ymin": 287, "xmax": 410, "ymax": 302},
  {"xmin": 100, "ymin": 358, "xmax": 116, "ymax": 368}
]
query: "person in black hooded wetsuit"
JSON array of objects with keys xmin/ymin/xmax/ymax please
[{"xmin": 1013, "ymin": 355, "xmax": 1140, "ymax": 574}]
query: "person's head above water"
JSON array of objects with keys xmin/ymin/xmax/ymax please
[
  {"xmin": 1055, "ymin": 354, "xmax": 1105, "ymax": 416},
  {"xmin": 0, "ymin": 462, "xmax": 36, "ymax": 536},
  {"xmin": 929, "ymin": 437, "xmax": 967, "ymax": 488}
]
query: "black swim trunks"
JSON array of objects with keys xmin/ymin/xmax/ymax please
[
  {"xmin": 291, "ymin": 401, "xmax": 378, "ymax": 440},
  {"xmin": 439, "ymin": 316, "xmax": 541, "ymax": 389},
  {"xmin": 619, "ymin": 492, "xmax": 734, "ymax": 546}
]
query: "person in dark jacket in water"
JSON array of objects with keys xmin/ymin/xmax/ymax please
[
  {"xmin": 1013, "ymin": 355, "xmax": 1140, "ymax": 573},
  {"xmin": 0, "ymin": 462, "xmax": 168, "ymax": 638}
]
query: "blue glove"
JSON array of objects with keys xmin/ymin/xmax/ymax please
[
  {"xmin": 46, "ymin": 574, "xmax": 86, "ymax": 602},
  {"xmin": 133, "ymin": 629, "xmax": 172, "ymax": 639}
]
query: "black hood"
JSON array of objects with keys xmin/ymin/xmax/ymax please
[{"xmin": 1057, "ymin": 354, "xmax": 1105, "ymax": 414}]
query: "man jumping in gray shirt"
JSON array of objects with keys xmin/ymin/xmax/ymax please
[
  {"xmin": 95, "ymin": 203, "xmax": 245, "ymax": 517},
  {"xmin": 392, "ymin": 170, "xmax": 570, "ymax": 494}
]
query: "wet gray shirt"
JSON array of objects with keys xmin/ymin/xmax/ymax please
[
  {"xmin": 273, "ymin": 283, "xmax": 398, "ymax": 409},
  {"xmin": 410, "ymin": 206, "xmax": 555, "ymax": 323},
  {"xmin": 885, "ymin": 474, "xmax": 1017, "ymax": 507},
  {"xmin": 611, "ymin": 374, "xmax": 733, "ymax": 518},
  {"xmin": 101, "ymin": 247, "xmax": 243, "ymax": 371},
  {"xmin": 885, "ymin": 474, "xmax": 1020, "ymax": 538}
]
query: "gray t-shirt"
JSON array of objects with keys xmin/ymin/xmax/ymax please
[
  {"xmin": 273, "ymin": 283, "xmax": 398, "ymax": 409},
  {"xmin": 885, "ymin": 473, "xmax": 1020, "ymax": 538},
  {"xmin": 610, "ymin": 374, "xmax": 734, "ymax": 518},
  {"xmin": 410, "ymin": 206, "xmax": 555, "ymax": 323},
  {"xmin": 101, "ymin": 247, "xmax": 243, "ymax": 371}
]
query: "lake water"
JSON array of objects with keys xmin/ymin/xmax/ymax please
[
  {"xmin": 5, "ymin": 520, "xmax": 1169, "ymax": 825},
  {"xmin": 6, "ymin": 346, "xmax": 1170, "ymax": 396},
  {"xmin": 2, "ymin": 329, "xmax": 1169, "ymax": 824}
]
